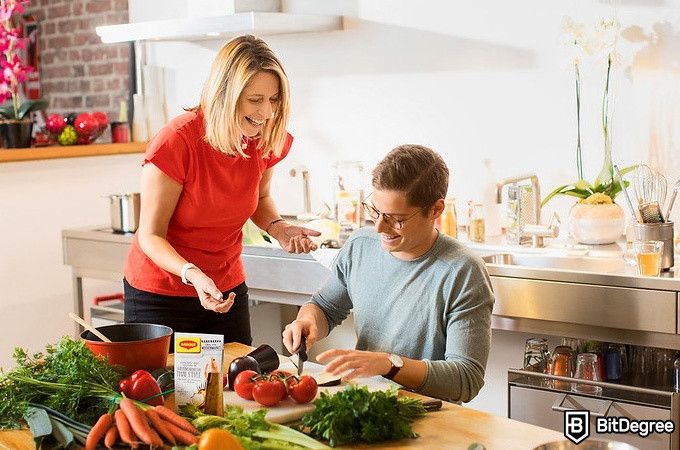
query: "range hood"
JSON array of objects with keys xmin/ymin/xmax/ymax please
[{"xmin": 96, "ymin": 4, "xmax": 344, "ymax": 44}]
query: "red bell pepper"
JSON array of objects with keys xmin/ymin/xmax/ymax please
[{"xmin": 118, "ymin": 370, "xmax": 164, "ymax": 406}]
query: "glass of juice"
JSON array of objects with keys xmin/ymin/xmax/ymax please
[{"xmin": 634, "ymin": 240, "xmax": 664, "ymax": 277}]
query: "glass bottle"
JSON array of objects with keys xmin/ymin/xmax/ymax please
[
  {"xmin": 572, "ymin": 353, "xmax": 603, "ymax": 395},
  {"xmin": 440, "ymin": 197, "xmax": 458, "ymax": 238},
  {"xmin": 467, "ymin": 202, "xmax": 485, "ymax": 243},
  {"xmin": 673, "ymin": 354, "xmax": 680, "ymax": 392}
]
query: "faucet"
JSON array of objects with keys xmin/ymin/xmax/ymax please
[
  {"xmin": 495, "ymin": 173, "xmax": 558, "ymax": 247},
  {"xmin": 289, "ymin": 166, "xmax": 312, "ymax": 216}
]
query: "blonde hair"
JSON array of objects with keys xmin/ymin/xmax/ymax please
[{"xmin": 197, "ymin": 35, "xmax": 290, "ymax": 158}]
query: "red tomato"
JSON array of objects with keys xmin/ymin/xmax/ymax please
[
  {"xmin": 252, "ymin": 379, "xmax": 285, "ymax": 406},
  {"xmin": 289, "ymin": 376, "xmax": 318, "ymax": 404},
  {"xmin": 268, "ymin": 371, "xmax": 293, "ymax": 400},
  {"xmin": 233, "ymin": 370, "xmax": 258, "ymax": 400}
]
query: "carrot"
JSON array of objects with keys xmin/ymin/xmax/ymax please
[
  {"xmin": 165, "ymin": 420, "xmax": 198, "ymax": 445},
  {"xmin": 154, "ymin": 405, "xmax": 199, "ymax": 434},
  {"xmin": 104, "ymin": 424, "xmax": 118, "ymax": 450},
  {"xmin": 85, "ymin": 412, "xmax": 113, "ymax": 450},
  {"xmin": 147, "ymin": 426, "xmax": 164, "ymax": 447},
  {"xmin": 144, "ymin": 408, "xmax": 176, "ymax": 445},
  {"xmin": 120, "ymin": 397, "xmax": 156, "ymax": 445},
  {"xmin": 114, "ymin": 409, "xmax": 139, "ymax": 449}
]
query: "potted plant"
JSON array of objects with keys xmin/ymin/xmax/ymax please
[
  {"xmin": 0, "ymin": 0, "xmax": 47, "ymax": 148},
  {"xmin": 542, "ymin": 17, "xmax": 635, "ymax": 245}
]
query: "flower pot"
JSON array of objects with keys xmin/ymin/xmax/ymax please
[
  {"xmin": 0, "ymin": 120, "xmax": 33, "ymax": 148},
  {"xmin": 568, "ymin": 202, "xmax": 625, "ymax": 245}
]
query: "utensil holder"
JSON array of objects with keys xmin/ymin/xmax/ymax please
[{"xmin": 633, "ymin": 221, "xmax": 674, "ymax": 270}]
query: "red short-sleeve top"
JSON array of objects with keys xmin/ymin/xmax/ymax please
[{"xmin": 124, "ymin": 111, "xmax": 292, "ymax": 296}]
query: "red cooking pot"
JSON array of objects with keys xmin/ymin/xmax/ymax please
[{"xmin": 80, "ymin": 323, "xmax": 172, "ymax": 374}]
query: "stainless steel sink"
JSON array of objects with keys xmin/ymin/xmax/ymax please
[{"xmin": 481, "ymin": 252, "xmax": 626, "ymax": 273}]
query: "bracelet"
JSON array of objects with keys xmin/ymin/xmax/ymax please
[
  {"xmin": 265, "ymin": 218, "xmax": 285, "ymax": 234},
  {"xmin": 180, "ymin": 262, "xmax": 197, "ymax": 285}
]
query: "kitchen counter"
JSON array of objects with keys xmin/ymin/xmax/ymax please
[
  {"xmin": 0, "ymin": 343, "xmax": 563, "ymax": 450},
  {"xmin": 62, "ymin": 226, "xmax": 680, "ymax": 348}
]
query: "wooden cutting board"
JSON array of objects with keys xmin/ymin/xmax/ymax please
[{"xmin": 221, "ymin": 358, "xmax": 399, "ymax": 423}]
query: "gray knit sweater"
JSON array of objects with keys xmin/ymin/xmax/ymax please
[{"xmin": 310, "ymin": 227, "xmax": 494, "ymax": 402}]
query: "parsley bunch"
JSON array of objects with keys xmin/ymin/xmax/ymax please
[
  {"xmin": 0, "ymin": 337, "xmax": 124, "ymax": 429},
  {"xmin": 301, "ymin": 385, "xmax": 426, "ymax": 447}
]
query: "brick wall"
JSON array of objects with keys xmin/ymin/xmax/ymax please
[{"xmin": 24, "ymin": 0, "xmax": 130, "ymax": 122}]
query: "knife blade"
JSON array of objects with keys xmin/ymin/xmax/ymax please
[{"xmin": 297, "ymin": 336, "xmax": 307, "ymax": 376}]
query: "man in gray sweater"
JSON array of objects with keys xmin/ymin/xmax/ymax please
[{"xmin": 282, "ymin": 144, "xmax": 494, "ymax": 402}]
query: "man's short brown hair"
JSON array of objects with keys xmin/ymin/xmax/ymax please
[{"xmin": 371, "ymin": 144, "xmax": 449, "ymax": 210}]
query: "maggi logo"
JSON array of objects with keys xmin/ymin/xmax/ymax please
[
  {"xmin": 176, "ymin": 338, "xmax": 201, "ymax": 353},
  {"xmin": 179, "ymin": 340, "xmax": 197, "ymax": 349}
]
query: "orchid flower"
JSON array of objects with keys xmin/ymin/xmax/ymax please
[{"xmin": 0, "ymin": 0, "xmax": 46, "ymax": 121}]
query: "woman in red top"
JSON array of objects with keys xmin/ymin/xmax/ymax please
[{"xmin": 123, "ymin": 35, "xmax": 319, "ymax": 345}]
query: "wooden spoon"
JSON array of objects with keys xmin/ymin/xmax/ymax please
[{"xmin": 68, "ymin": 312, "xmax": 112, "ymax": 343}]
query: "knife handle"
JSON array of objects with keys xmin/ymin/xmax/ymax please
[
  {"xmin": 422, "ymin": 398, "xmax": 443, "ymax": 411},
  {"xmin": 298, "ymin": 336, "xmax": 308, "ymax": 361}
]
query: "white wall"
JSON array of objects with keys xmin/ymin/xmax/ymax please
[{"xmin": 1, "ymin": 1, "xmax": 680, "ymax": 416}]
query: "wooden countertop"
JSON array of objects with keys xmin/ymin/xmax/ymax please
[{"xmin": 0, "ymin": 343, "xmax": 563, "ymax": 450}]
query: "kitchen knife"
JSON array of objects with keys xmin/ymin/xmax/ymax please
[{"xmin": 297, "ymin": 336, "xmax": 307, "ymax": 376}]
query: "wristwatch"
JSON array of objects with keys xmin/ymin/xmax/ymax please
[{"xmin": 384, "ymin": 354, "xmax": 404, "ymax": 380}]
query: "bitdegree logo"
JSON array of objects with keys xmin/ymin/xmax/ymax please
[
  {"xmin": 564, "ymin": 410, "xmax": 675, "ymax": 443},
  {"xmin": 596, "ymin": 416, "xmax": 675, "ymax": 437}
]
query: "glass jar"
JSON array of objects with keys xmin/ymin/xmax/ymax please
[
  {"xmin": 467, "ymin": 202, "xmax": 485, "ymax": 243},
  {"xmin": 572, "ymin": 353, "xmax": 603, "ymax": 395},
  {"xmin": 440, "ymin": 197, "xmax": 458, "ymax": 238},
  {"xmin": 523, "ymin": 338, "xmax": 549, "ymax": 373},
  {"xmin": 333, "ymin": 161, "xmax": 365, "ymax": 242}
]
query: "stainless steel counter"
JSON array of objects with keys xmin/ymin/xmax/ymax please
[{"xmin": 62, "ymin": 226, "xmax": 680, "ymax": 348}]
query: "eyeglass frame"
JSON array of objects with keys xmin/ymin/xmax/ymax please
[{"xmin": 361, "ymin": 199, "xmax": 424, "ymax": 230}]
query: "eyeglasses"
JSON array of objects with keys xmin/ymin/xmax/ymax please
[{"xmin": 361, "ymin": 201, "xmax": 421, "ymax": 230}]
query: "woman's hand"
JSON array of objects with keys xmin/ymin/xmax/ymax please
[
  {"xmin": 316, "ymin": 349, "xmax": 392, "ymax": 380},
  {"xmin": 186, "ymin": 268, "xmax": 235, "ymax": 313},
  {"xmin": 270, "ymin": 222, "xmax": 321, "ymax": 254}
]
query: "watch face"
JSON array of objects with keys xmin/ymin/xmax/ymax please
[{"xmin": 388, "ymin": 354, "xmax": 404, "ymax": 368}]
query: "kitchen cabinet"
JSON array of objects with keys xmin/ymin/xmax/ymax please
[{"xmin": 509, "ymin": 369, "xmax": 679, "ymax": 449}]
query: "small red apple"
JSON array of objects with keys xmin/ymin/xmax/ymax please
[
  {"xmin": 74, "ymin": 113, "xmax": 98, "ymax": 137},
  {"xmin": 46, "ymin": 114, "xmax": 66, "ymax": 134}
]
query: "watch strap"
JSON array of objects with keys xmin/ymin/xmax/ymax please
[{"xmin": 384, "ymin": 357, "xmax": 402, "ymax": 380}]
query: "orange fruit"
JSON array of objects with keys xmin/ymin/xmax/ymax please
[{"xmin": 197, "ymin": 428, "xmax": 244, "ymax": 450}]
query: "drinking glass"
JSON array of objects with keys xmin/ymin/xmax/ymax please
[
  {"xmin": 572, "ymin": 353, "xmax": 603, "ymax": 395},
  {"xmin": 634, "ymin": 240, "xmax": 664, "ymax": 277},
  {"xmin": 550, "ymin": 346, "xmax": 575, "ymax": 390},
  {"xmin": 523, "ymin": 337, "xmax": 549, "ymax": 373}
]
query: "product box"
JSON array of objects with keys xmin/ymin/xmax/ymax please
[{"xmin": 174, "ymin": 332, "xmax": 224, "ymax": 407}]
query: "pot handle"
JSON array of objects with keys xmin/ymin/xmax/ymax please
[{"xmin": 93, "ymin": 292, "xmax": 124, "ymax": 305}]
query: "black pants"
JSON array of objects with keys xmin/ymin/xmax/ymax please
[{"xmin": 123, "ymin": 278, "xmax": 252, "ymax": 350}]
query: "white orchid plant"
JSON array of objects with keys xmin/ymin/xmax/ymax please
[{"xmin": 543, "ymin": 16, "xmax": 636, "ymax": 206}]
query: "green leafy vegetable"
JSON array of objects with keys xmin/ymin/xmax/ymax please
[
  {"xmin": 301, "ymin": 385, "xmax": 426, "ymax": 447},
  {"xmin": 181, "ymin": 403, "xmax": 328, "ymax": 450},
  {"xmin": 0, "ymin": 337, "xmax": 124, "ymax": 429}
]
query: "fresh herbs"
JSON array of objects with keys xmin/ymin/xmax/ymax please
[
  {"xmin": 0, "ymin": 337, "xmax": 124, "ymax": 429},
  {"xmin": 301, "ymin": 385, "xmax": 426, "ymax": 447},
  {"xmin": 181, "ymin": 403, "xmax": 329, "ymax": 450}
]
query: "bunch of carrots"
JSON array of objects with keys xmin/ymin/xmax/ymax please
[{"xmin": 86, "ymin": 398, "xmax": 198, "ymax": 450}]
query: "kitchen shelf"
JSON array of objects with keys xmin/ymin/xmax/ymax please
[
  {"xmin": 0, "ymin": 142, "xmax": 146, "ymax": 163},
  {"xmin": 96, "ymin": 12, "xmax": 343, "ymax": 43}
]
